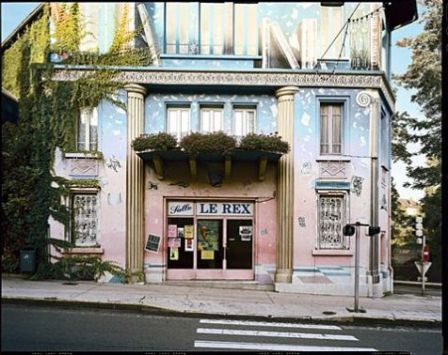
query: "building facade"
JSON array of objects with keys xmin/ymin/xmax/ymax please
[{"xmin": 44, "ymin": 2, "xmax": 417, "ymax": 296}]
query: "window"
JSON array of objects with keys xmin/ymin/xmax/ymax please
[
  {"xmin": 167, "ymin": 106, "xmax": 191, "ymax": 141},
  {"xmin": 165, "ymin": 3, "xmax": 257, "ymax": 55},
  {"xmin": 233, "ymin": 107, "xmax": 256, "ymax": 139},
  {"xmin": 78, "ymin": 108, "xmax": 98, "ymax": 151},
  {"xmin": 72, "ymin": 193, "xmax": 98, "ymax": 247},
  {"xmin": 318, "ymin": 194, "xmax": 347, "ymax": 249},
  {"xmin": 200, "ymin": 106, "xmax": 224, "ymax": 133},
  {"xmin": 320, "ymin": 103, "xmax": 343, "ymax": 155}
]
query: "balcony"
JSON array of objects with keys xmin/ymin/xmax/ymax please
[{"xmin": 137, "ymin": 149, "xmax": 282, "ymax": 182}]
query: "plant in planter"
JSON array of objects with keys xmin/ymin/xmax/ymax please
[
  {"xmin": 132, "ymin": 132, "xmax": 178, "ymax": 152},
  {"xmin": 239, "ymin": 133, "xmax": 290, "ymax": 153},
  {"xmin": 180, "ymin": 131, "xmax": 236, "ymax": 155}
]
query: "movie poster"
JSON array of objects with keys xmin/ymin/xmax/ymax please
[
  {"xmin": 169, "ymin": 248, "xmax": 179, "ymax": 260},
  {"xmin": 197, "ymin": 220, "xmax": 219, "ymax": 251},
  {"xmin": 184, "ymin": 225, "xmax": 194, "ymax": 239}
]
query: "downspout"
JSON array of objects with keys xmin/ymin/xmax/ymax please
[{"xmin": 368, "ymin": 89, "xmax": 381, "ymax": 294}]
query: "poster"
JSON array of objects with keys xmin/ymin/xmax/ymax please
[
  {"xmin": 145, "ymin": 234, "xmax": 160, "ymax": 253},
  {"xmin": 197, "ymin": 220, "xmax": 219, "ymax": 251},
  {"xmin": 239, "ymin": 226, "xmax": 253, "ymax": 242},
  {"xmin": 185, "ymin": 238, "xmax": 194, "ymax": 252},
  {"xmin": 168, "ymin": 224, "xmax": 177, "ymax": 238},
  {"xmin": 184, "ymin": 225, "xmax": 194, "ymax": 239},
  {"xmin": 177, "ymin": 227, "xmax": 184, "ymax": 238},
  {"xmin": 169, "ymin": 247, "xmax": 179, "ymax": 260},
  {"xmin": 168, "ymin": 238, "xmax": 181, "ymax": 248},
  {"xmin": 201, "ymin": 250, "xmax": 214, "ymax": 260}
]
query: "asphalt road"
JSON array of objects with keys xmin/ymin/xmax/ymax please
[{"xmin": 1, "ymin": 303, "xmax": 442, "ymax": 354}]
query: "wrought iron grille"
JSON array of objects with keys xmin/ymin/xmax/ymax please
[
  {"xmin": 318, "ymin": 195, "xmax": 346, "ymax": 249},
  {"xmin": 73, "ymin": 194, "xmax": 98, "ymax": 246}
]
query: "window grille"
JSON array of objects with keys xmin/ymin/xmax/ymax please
[
  {"xmin": 320, "ymin": 103, "xmax": 342, "ymax": 155},
  {"xmin": 318, "ymin": 195, "xmax": 346, "ymax": 249},
  {"xmin": 72, "ymin": 193, "xmax": 98, "ymax": 247}
]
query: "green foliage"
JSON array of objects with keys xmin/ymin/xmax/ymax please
[
  {"xmin": 239, "ymin": 133, "xmax": 290, "ymax": 153},
  {"xmin": 31, "ymin": 255, "xmax": 125, "ymax": 282},
  {"xmin": 392, "ymin": 0, "xmax": 441, "ymax": 281},
  {"xmin": 2, "ymin": 3, "xmax": 151, "ymax": 276},
  {"xmin": 180, "ymin": 132, "xmax": 237, "ymax": 156},
  {"xmin": 132, "ymin": 132, "xmax": 178, "ymax": 151}
]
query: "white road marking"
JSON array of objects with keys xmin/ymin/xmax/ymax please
[
  {"xmin": 196, "ymin": 327, "xmax": 358, "ymax": 341},
  {"xmin": 199, "ymin": 318, "xmax": 342, "ymax": 330},
  {"xmin": 194, "ymin": 340, "xmax": 377, "ymax": 352}
]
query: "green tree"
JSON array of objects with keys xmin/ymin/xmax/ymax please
[{"xmin": 392, "ymin": 0, "xmax": 441, "ymax": 281}]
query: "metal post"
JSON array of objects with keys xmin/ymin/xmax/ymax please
[
  {"xmin": 422, "ymin": 235, "xmax": 426, "ymax": 296},
  {"xmin": 354, "ymin": 224, "xmax": 360, "ymax": 312}
]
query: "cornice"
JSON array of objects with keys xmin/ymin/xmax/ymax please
[{"xmin": 52, "ymin": 68, "xmax": 395, "ymax": 110}]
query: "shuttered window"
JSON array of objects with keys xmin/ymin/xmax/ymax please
[{"xmin": 320, "ymin": 103, "xmax": 342, "ymax": 155}]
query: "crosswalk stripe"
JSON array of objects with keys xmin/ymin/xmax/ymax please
[
  {"xmin": 197, "ymin": 327, "xmax": 358, "ymax": 341},
  {"xmin": 194, "ymin": 340, "xmax": 377, "ymax": 352},
  {"xmin": 199, "ymin": 319, "xmax": 342, "ymax": 330}
]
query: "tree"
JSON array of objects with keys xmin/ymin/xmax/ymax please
[{"xmin": 392, "ymin": 0, "xmax": 441, "ymax": 281}]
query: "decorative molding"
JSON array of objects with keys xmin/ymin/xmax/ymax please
[
  {"xmin": 69, "ymin": 159, "xmax": 99, "ymax": 177},
  {"xmin": 356, "ymin": 91, "xmax": 372, "ymax": 107},
  {"xmin": 52, "ymin": 69, "xmax": 395, "ymax": 109},
  {"xmin": 320, "ymin": 161, "xmax": 346, "ymax": 178}
]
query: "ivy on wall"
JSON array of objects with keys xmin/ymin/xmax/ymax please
[{"xmin": 2, "ymin": 3, "xmax": 151, "ymax": 276}]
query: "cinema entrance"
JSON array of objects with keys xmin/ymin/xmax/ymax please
[{"xmin": 165, "ymin": 200, "xmax": 255, "ymax": 280}]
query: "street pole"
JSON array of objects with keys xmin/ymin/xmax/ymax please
[
  {"xmin": 354, "ymin": 223, "xmax": 360, "ymax": 312},
  {"xmin": 422, "ymin": 235, "xmax": 426, "ymax": 296}
]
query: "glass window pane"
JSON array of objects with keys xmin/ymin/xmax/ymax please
[{"xmin": 166, "ymin": 3, "xmax": 177, "ymax": 54}]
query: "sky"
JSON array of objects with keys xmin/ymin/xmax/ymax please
[{"xmin": 1, "ymin": 2, "xmax": 427, "ymax": 201}]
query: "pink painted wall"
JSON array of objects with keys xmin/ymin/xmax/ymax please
[{"xmin": 143, "ymin": 160, "xmax": 277, "ymax": 280}]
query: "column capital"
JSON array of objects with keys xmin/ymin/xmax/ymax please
[
  {"xmin": 275, "ymin": 86, "xmax": 299, "ymax": 98},
  {"xmin": 125, "ymin": 83, "xmax": 147, "ymax": 96}
]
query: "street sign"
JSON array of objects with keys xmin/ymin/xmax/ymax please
[
  {"xmin": 414, "ymin": 261, "xmax": 432, "ymax": 276},
  {"xmin": 416, "ymin": 230, "xmax": 423, "ymax": 237},
  {"xmin": 415, "ymin": 216, "xmax": 423, "ymax": 223},
  {"xmin": 416, "ymin": 237, "xmax": 423, "ymax": 244}
]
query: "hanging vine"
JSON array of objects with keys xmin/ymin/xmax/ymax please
[{"xmin": 2, "ymin": 3, "xmax": 151, "ymax": 276}]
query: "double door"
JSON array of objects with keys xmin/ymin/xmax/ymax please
[{"xmin": 166, "ymin": 217, "xmax": 253, "ymax": 280}]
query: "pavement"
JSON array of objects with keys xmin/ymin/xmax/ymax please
[{"xmin": 1, "ymin": 275, "xmax": 442, "ymax": 327}]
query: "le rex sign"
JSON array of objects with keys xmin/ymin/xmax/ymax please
[{"xmin": 168, "ymin": 201, "xmax": 253, "ymax": 216}]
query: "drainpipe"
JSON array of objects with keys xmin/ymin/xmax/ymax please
[{"xmin": 367, "ymin": 89, "xmax": 381, "ymax": 296}]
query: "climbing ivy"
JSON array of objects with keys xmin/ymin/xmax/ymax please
[{"xmin": 2, "ymin": 3, "xmax": 151, "ymax": 277}]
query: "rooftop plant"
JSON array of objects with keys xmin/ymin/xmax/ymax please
[
  {"xmin": 180, "ymin": 131, "xmax": 237, "ymax": 156},
  {"xmin": 132, "ymin": 132, "xmax": 178, "ymax": 152},
  {"xmin": 239, "ymin": 133, "xmax": 290, "ymax": 153}
]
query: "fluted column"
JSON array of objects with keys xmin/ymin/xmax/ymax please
[
  {"xmin": 125, "ymin": 83, "xmax": 147, "ymax": 282},
  {"xmin": 275, "ymin": 86, "xmax": 299, "ymax": 284}
]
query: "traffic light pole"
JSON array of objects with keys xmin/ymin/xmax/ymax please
[{"xmin": 354, "ymin": 224, "xmax": 360, "ymax": 312}]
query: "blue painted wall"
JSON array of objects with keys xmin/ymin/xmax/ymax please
[{"xmin": 144, "ymin": 94, "xmax": 278, "ymax": 134}]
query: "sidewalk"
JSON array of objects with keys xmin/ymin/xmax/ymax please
[{"xmin": 1, "ymin": 276, "xmax": 441, "ymax": 326}]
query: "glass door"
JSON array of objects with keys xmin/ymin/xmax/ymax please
[
  {"xmin": 226, "ymin": 219, "xmax": 253, "ymax": 269},
  {"xmin": 196, "ymin": 219, "xmax": 224, "ymax": 269}
]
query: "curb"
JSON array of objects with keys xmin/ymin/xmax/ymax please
[{"xmin": 2, "ymin": 297, "xmax": 441, "ymax": 329}]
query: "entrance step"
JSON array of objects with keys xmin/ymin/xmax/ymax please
[{"xmin": 164, "ymin": 280, "xmax": 274, "ymax": 291}]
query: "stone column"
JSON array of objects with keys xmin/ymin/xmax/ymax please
[
  {"xmin": 275, "ymin": 86, "xmax": 299, "ymax": 283},
  {"xmin": 125, "ymin": 83, "xmax": 147, "ymax": 283}
]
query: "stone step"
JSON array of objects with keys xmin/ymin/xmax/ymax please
[{"xmin": 164, "ymin": 280, "xmax": 274, "ymax": 291}]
